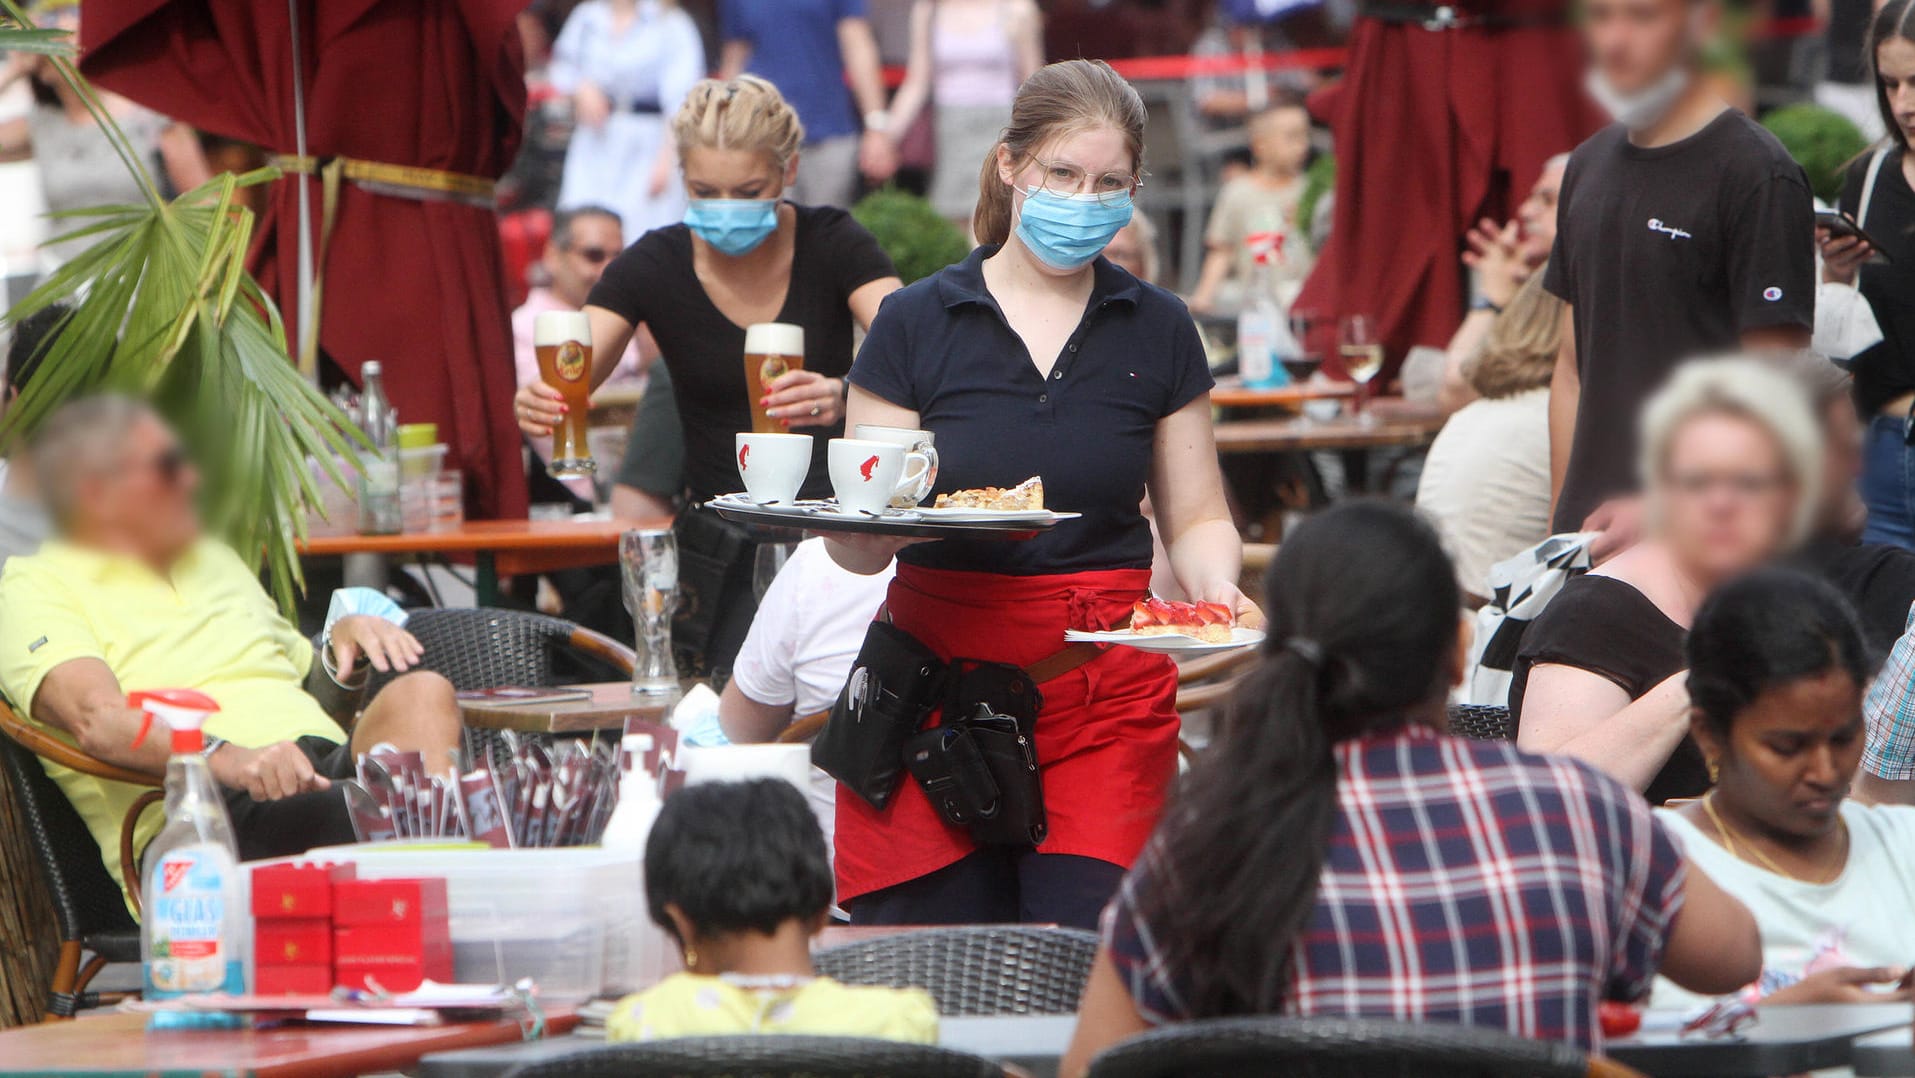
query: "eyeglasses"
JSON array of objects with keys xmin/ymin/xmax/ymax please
[
  {"xmin": 1665, "ymin": 471, "xmax": 1790, "ymax": 498},
  {"xmin": 1028, "ymin": 158, "xmax": 1141, "ymax": 204},
  {"xmin": 574, "ymin": 246, "xmax": 614, "ymax": 265},
  {"xmin": 145, "ymin": 445, "xmax": 188, "ymax": 486}
]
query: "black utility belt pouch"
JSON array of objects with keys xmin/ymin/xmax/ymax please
[
  {"xmin": 904, "ymin": 702, "xmax": 1047, "ymax": 847},
  {"xmin": 812, "ymin": 620, "xmax": 948, "ymax": 810},
  {"xmin": 669, "ymin": 504, "xmax": 755, "ymax": 658}
]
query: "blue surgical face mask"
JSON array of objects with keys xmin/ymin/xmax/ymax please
[
  {"xmin": 1013, "ymin": 187, "xmax": 1135, "ymax": 271},
  {"xmin": 684, "ymin": 198, "xmax": 779, "ymax": 256}
]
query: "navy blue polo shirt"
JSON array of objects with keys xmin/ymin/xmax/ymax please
[{"xmin": 849, "ymin": 247, "xmax": 1214, "ymax": 575}]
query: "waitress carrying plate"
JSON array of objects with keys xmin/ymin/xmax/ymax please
[{"xmin": 706, "ymin": 493, "xmax": 1080, "ymax": 541}]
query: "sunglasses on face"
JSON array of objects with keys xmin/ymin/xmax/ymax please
[{"xmin": 144, "ymin": 445, "xmax": 189, "ymax": 486}]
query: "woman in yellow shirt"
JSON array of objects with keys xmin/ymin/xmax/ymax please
[{"xmin": 607, "ymin": 779, "xmax": 937, "ymax": 1043}]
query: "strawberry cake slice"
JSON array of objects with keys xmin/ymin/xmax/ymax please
[{"xmin": 1130, "ymin": 598, "xmax": 1235, "ymax": 643}]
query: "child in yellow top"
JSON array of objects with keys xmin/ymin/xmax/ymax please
[{"xmin": 606, "ymin": 778, "xmax": 938, "ymax": 1044}]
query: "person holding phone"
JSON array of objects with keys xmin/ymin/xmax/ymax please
[
  {"xmin": 1834, "ymin": 0, "xmax": 1915, "ymax": 549},
  {"xmin": 824, "ymin": 60, "xmax": 1257, "ymax": 929},
  {"xmin": 1650, "ymin": 570, "xmax": 1915, "ymax": 1010},
  {"xmin": 514, "ymin": 76, "xmax": 902, "ymax": 673}
]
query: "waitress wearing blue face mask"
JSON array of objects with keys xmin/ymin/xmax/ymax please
[
  {"xmin": 825, "ymin": 60, "xmax": 1259, "ymax": 928},
  {"xmin": 517, "ymin": 75, "xmax": 901, "ymax": 671}
]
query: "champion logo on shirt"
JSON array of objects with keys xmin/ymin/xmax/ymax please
[
  {"xmin": 1762, "ymin": 286, "xmax": 1784, "ymax": 302},
  {"xmin": 1646, "ymin": 218, "xmax": 1693, "ymax": 241}
]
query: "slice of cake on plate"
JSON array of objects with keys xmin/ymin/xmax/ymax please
[{"xmin": 1130, "ymin": 598, "xmax": 1235, "ymax": 643}]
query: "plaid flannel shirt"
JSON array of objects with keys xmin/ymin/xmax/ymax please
[
  {"xmin": 1864, "ymin": 603, "xmax": 1915, "ymax": 780},
  {"xmin": 1103, "ymin": 728, "xmax": 1686, "ymax": 1050}
]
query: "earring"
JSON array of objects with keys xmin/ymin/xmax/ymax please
[
  {"xmin": 682, "ymin": 946, "xmax": 698, "ymax": 971},
  {"xmin": 1707, "ymin": 758, "xmax": 1720, "ymax": 784}
]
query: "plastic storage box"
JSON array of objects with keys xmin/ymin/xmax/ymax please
[{"xmin": 280, "ymin": 844, "xmax": 650, "ymax": 1002}]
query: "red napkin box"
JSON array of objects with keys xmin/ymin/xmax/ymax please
[
  {"xmin": 252, "ymin": 862, "xmax": 356, "ymax": 919},
  {"xmin": 255, "ymin": 964, "xmax": 333, "ymax": 996},
  {"xmin": 255, "ymin": 918, "xmax": 332, "ymax": 967},
  {"xmin": 331, "ymin": 878, "xmax": 452, "ymax": 992}
]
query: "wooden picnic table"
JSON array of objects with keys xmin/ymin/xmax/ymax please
[
  {"xmin": 299, "ymin": 518, "xmax": 665, "ymax": 606},
  {"xmin": 1209, "ymin": 379, "xmax": 1355, "ymax": 411},
  {"xmin": 1214, "ymin": 402, "xmax": 1446, "ymax": 455}
]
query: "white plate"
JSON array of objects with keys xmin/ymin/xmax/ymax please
[
  {"xmin": 910, "ymin": 506, "xmax": 1078, "ymax": 523},
  {"xmin": 1064, "ymin": 626, "xmax": 1266, "ymax": 655}
]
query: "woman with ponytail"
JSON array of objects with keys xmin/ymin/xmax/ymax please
[
  {"xmin": 1062, "ymin": 503, "xmax": 1759, "ymax": 1068},
  {"xmin": 826, "ymin": 60, "xmax": 1254, "ymax": 926}
]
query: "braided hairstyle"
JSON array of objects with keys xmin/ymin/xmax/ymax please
[{"xmin": 670, "ymin": 75, "xmax": 806, "ymax": 174}]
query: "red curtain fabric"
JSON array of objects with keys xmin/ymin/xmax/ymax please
[
  {"xmin": 1296, "ymin": 6, "xmax": 1601, "ymax": 380},
  {"xmin": 79, "ymin": 0, "xmax": 530, "ymax": 519}
]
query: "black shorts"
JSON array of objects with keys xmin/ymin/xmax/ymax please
[{"xmin": 219, "ymin": 736, "xmax": 359, "ymax": 861}]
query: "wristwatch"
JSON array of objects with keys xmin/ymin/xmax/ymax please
[
  {"xmin": 863, "ymin": 110, "xmax": 890, "ymax": 135},
  {"xmin": 201, "ymin": 736, "xmax": 228, "ymax": 760}
]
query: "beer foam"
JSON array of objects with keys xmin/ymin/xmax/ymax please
[
  {"xmin": 533, "ymin": 310, "xmax": 592, "ymax": 347},
  {"xmin": 744, "ymin": 322, "xmax": 804, "ymax": 356}
]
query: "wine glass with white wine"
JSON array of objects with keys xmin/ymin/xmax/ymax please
[{"xmin": 1338, "ymin": 313, "xmax": 1384, "ymax": 428}]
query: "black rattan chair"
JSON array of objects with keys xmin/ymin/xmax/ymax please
[
  {"xmin": 1087, "ymin": 1016, "xmax": 1597, "ymax": 1078},
  {"xmin": 501, "ymin": 1036, "xmax": 1001, "ymax": 1078},
  {"xmin": 1447, "ymin": 704, "xmax": 1514, "ymax": 742},
  {"xmin": 0, "ymin": 725, "xmax": 143, "ymax": 1018},
  {"xmin": 813, "ymin": 925, "xmax": 1098, "ymax": 1017},
  {"xmin": 365, "ymin": 608, "xmax": 636, "ymax": 768}
]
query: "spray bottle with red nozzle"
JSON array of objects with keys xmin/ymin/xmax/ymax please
[{"xmin": 132, "ymin": 689, "xmax": 248, "ymax": 1027}]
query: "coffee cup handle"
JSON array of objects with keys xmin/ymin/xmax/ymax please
[{"xmin": 895, "ymin": 447, "xmax": 938, "ymax": 503}]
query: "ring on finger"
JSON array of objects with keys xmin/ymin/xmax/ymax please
[{"xmin": 810, "ymin": 403, "xmax": 821, "ymax": 417}]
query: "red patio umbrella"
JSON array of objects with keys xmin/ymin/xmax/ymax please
[
  {"xmin": 1295, "ymin": 0, "xmax": 1601, "ymax": 381},
  {"xmin": 79, "ymin": 0, "xmax": 531, "ymax": 520}
]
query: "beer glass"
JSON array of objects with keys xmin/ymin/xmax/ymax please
[
  {"xmin": 744, "ymin": 322, "xmax": 805, "ymax": 435},
  {"xmin": 535, "ymin": 311, "xmax": 597, "ymax": 477},
  {"xmin": 620, "ymin": 528, "xmax": 680, "ymax": 700}
]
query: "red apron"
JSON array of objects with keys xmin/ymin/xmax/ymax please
[{"xmin": 834, "ymin": 565, "xmax": 1180, "ymax": 902}]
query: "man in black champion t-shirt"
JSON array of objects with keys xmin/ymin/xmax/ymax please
[{"xmin": 1545, "ymin": 0, "xmax": 1814, "ymax": 551}]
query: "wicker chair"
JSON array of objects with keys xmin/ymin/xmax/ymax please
[
  {"xmin": 1087, "ymin": 1016, "xmax": 1625, "ymax": 1078},
  {"xmin": 501, "ymin": 1036, "xmax": 1002, "ymax": 1078},
  {"xmin": 1448, "ymin": 704, "xmax": 1515, "ymax": 742},
  {"xmin": 0, "ymin": 703, "xmax": 152, "ymax": 1019},
  {"xmin": 813, "ymin": 925, "xmax": 1098, "ymax": 1017},
  {"xmin": 365, "ymin": 608, "xmax": 635, "ymax": 767}
]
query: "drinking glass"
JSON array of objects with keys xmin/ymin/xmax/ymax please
[
  {"xmin": 753, "ymin": 542, "xmax": 796, "ymax": 602},
  {"xmin": 620, "ymin": 529, "xmax": 680, "ymax": 700},
  {"xmin": 1338, "ymin": 313, "xmax": 1384, "ymax": 427}
]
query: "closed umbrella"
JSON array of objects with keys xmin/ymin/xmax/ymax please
[
  {"xmin": 1294, "ymin": 0, "xmax": 1601, "ymax": 381},
  {"xmin": 79, "ymin": 0, "xmax": 531, "ymax": 519}
]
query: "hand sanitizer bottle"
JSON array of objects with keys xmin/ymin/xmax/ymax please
[{"xmin": 133, "ymin": 689, "xmax": 247, "ymax": 1029}]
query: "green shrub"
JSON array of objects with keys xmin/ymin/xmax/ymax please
[
  {"xmin": 1762, "ymin": 104, "xmax": 1870, "ymax": 204},
  {"xmin": 851, "ymin": 188, "xmax": 972, "ymax": 284},
  {"xmin": 1296, "ymin": 153, "xmax": 1335, "ymax": 248}
]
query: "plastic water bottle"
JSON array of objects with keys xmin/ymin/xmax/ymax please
[
  {"xmin": 1237, "ymin": 252, "xmax": 1291, "ymax": 389},
  {"xmin": 134, "ymin": 690, "xmax": 247, "ymax": 1030},
  {"xmin": 357, "ymin": 361, "xmax": 402, "ymax": 535},
  {"xmin": 601, "ymin": 735, "xmax": 677, "ymax": 989}
]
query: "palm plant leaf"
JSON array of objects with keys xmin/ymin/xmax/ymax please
[{"xmin": 0, "ymin": 2, "xmax": 362, "ymax": 613}]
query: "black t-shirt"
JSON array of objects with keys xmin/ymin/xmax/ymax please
[
  {"xmin": 1793, "ymin": 537, "xmax": 1915, "ymax": 659},
  {"xmin": 1840, "ymin": 149, "xmax": 1915, "ymax": 417},
  {"xmin": 1544, "ymin": 111, "xmax": 1816, "ymax": 532},
  {"xmin": 1827, "ymin": 0, "xmax": 1874, "ymax": 84},
  {"xmin": 849, "ymin": 247, "xmax": 1215, "ymax": 575},
  {"xmin": 1509, "ymin": 574, "xmax": 1700, "ymax": 805},
  {"xmin": 588, "ymin": 203, "xmax": 897, "ymax": 500}
]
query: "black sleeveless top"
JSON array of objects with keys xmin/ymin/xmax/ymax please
[{"xmin": 1509, "ymin": 574, "xmax": 1698, "ymax": 804}]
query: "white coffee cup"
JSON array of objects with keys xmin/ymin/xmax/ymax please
[
  {"xmin": 735, "ymin": 432, "xmax": 812, "ymax": 503},
  {"xmin": 853, "ymin": 424, "xmax": 939, "ymax": 507},
  {"xmin": 828, "ymin": 439, "xmax": 906, "ymax": 516}
]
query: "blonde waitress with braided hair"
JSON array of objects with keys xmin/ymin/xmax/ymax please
[{"xmin": 516, "ymin": 76, "xmax": 902, "ymax": 671}]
